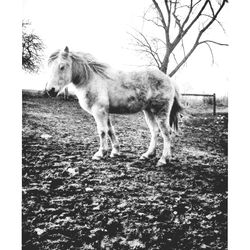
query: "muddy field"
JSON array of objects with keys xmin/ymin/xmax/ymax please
[{"xmin": 22, "ymin": 93, "xmax": 227, "ymax": 250}]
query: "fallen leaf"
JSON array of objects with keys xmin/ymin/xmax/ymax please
[
  {"xmin": 93, "ymin": 205, "xmax": 101, "ymax": 211},
  {"xmin": 206, "ymin": 214, "xmax": 213, "ymax": 220},
  {"xmin": 117, "ymin": 200, "xmax": 127, "ymax": 208},
  {"xmin": 41, "ymin": 134, "xmax": 52, "ymax": 139},
  {"xmin": 127, "ymin": 239, "xmax": 145, "ymax": 249},
  {"xmin": 146, "ymin": 215, "xmax": 155, "ymax": 220},
  {"xmin": 201, "ymin": 243, "xmax": 208, "ymax": 249},
  {"xmin": 67, "ymin": 167, "xmax": 78, "ymax": 176},
  {"xmin": 34, "ymin": 228, "xmax": 45, "ymax": 235}
]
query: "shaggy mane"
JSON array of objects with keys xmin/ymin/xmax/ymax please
[
  {"xmin": 48, "ymin": 50, "xmax": 60, "ymax": 64},
  {"xmin": 48, "ymin": 50, "xmax": 110, "ymax": 85}
]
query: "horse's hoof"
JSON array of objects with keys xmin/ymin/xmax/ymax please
[
  {"xmin": 156, "ymin": 158, "xmax": 171, "ymax": 167},
  {"xmin": 110, "ymin": 152, "xmax": 121, "ymax": 158},
  {"xmin": 92, "ymin": 155, "xmax": 103, "ymax": 160},
  {"xmin": 110, "ymin": 147, "xmax": 121, "ymax": 158},
  {"xmin": 140, "ymin": 152, "xmax": 156, "ymax": 160},
  {"xmin": 156, "ymin": 160, "xmax": 167, "ymax": 167},
  {"xmin": 140, "ymin": 154, "xmax": 149, "ymax": 160}
]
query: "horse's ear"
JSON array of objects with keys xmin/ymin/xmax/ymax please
[
  {"xmin": 64, "ymin": 46, "xmax": 69, "ymax": 54},
  {"xmin": 62, "ymin": 46, "xmax": 69, "ymax": 58}
]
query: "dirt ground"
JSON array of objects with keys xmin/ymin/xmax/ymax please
[{"xmin": 22, "ymin": 93, "xmax": 228, "ymax": 250}]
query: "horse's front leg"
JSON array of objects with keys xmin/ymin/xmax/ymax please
[
  {"xmin": 107, "ymin": 117, "xmax": 120, "ymax": 157},
  {"xmin": 92, "ymin": 107, "xmax": 109, "ymax": 160}
]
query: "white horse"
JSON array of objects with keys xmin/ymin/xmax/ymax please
[{"xmin": 45, "ymin": 47, "xmax": 183, "ymax": 166}]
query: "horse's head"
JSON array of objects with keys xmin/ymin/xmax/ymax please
[{"xmin": 46, "ymin": 46, "xmax": 72, "ymax": 97}]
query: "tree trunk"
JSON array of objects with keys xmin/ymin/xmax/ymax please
[{"xmin": 160, "ymin": 52, "xmax": 170, "ymax": 74}]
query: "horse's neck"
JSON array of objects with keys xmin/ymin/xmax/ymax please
[
  {"xmin": 73, "ymin": 73, "xmax": 102, "ymax": 98},
  {"xmin": 73, "ymin": 85, "xmax": 92, "ymax": 113}
]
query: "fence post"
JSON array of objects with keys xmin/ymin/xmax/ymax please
[
  {"xmin": 64, "ymin": 87, "xmax": 69, "ymax": 100},
  {"xmin": 213, "ymin": 93, "xmax": 216, "ymax": 116}
]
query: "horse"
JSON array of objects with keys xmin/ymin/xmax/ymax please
[{"xmin": 45, "ymin": 46, "xmax": 183, "ymax": 167}]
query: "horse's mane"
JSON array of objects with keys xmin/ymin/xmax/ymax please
[
  {"xmin": 48, "ymin": 50, "xmax": 110, "ymax": 85},
  {"xmin": 48, "ymin": 50, "xmax": 60, "ymax": 64}
]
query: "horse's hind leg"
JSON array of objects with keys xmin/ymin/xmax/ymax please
[
  {"xmin": 107, "ymin": 117, "xmax": 120, "ymax": 157},
  {"xmin": 155, "ymin": 109, "xmax": 173, "ymax": 166},
  {"xmin": 140, "ymin": 110, "xmax": 159, "ymax": 159},
  {"xmin": 92, "ymin": 107, "xmax": 109, "ymax": 160}
]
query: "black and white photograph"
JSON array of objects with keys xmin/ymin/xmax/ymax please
[{"xmin": 19, "ymin": 0, "xmax": 233, "ymax": 249}]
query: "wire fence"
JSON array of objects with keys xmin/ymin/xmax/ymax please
[
  {"xmin": 182, "ymin": 93, "xmax": 216, "ymax": 115},
  {"xmin": 22, "ymin": 89, "xmax": 217, "ymax": 115}
]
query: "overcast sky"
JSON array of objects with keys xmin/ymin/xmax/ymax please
[{"xmin": 22, "ymin": 0, "xmax": 230, "ymax": 96}]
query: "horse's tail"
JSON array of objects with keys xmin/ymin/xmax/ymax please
[{"xmin": 169, "ymin": 85, "xmax": 184, "ymax": 131}]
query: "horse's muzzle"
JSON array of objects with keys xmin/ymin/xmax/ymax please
[{"xmin": 46, "ymin": 87, "xmax": 58, "ymax": 97}]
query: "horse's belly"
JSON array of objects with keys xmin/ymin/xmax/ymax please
[
  {"xmin": 108, "ymin": 81, "xmax": 149, "ymax": 114},
  {"xmin": 109, "ymin": 97, "xmax": 145, "ymax": 114},
  {"xmin": 109, "ymin": 107, "xmax": 141, "ymax": 114},
  {"xmin": 109, "ymin": 103, "xmax": 143, "ymax": 114}
]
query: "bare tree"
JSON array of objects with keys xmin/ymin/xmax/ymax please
[
  {"xmin": 22, "ymin": 20, "xmax": 44, "ymax": 73},
  {"xmin": 129, "ymin": 0, "xmax": 228, "ymax": 76}
]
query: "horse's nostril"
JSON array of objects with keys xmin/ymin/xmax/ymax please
[{"xmin": 47, "ymin": 87, "xmax": 58, "ymax": 97}]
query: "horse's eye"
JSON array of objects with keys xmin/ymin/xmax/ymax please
[{"xmin": 60, "ymin": 65, "xmax": 65, "ymax": 71}]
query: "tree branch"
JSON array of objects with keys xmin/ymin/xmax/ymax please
[
  {"xmin": 164, "ymin": 0, "xmax": 171, "ymax": 32},
  {"xmin": 204, "ymin": 41, "xmax": 214, "ymax": 64},
  {"xmin": 199, "ymin": 40, "xmax": 229, "ymax": 46},
  {"xmin": 198, "ymin": 0, "xmax": 227, "ymax": 37},
  {"xmin": 143, "ymin": 16, "xmax": 165, "ymax": 29},
  {"xmin": 172, "ymin": 0, "xmax": 182, "ymax": 32},
  {"xmin": 171, "ymin": 0, "xmax": 209, "ymax": 52},
  {"xmin": 152, "ymin": 0, "xmax": 170, "ymax": 46},
  {"xmin": 201, "ymin": 13, "xmax": 226, "ymax": 33},
  {"xmin": 22, "ymin": 20, "xmax": 44, "ymax": 73},
  {"xmin": 130, "ymin": 0, "xmax": 228, "ymax": 76},
  {"xmin": 169, "ymin": 35, "xmax": 228, "ymax": 77},
  {"xmin": 172, "ymin": 52, "xmax": 179, "ymax": 66},
  {"xmin": 169, "ymin": 41, "xmax": 199, "ymax": 77},
  {"xmin": 181, "ymin": 0, "xmax": 194, "ymax": 30},
  {"xmin": 128, "ymin": 31, "xmax": 162, "ymax": 68}
]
